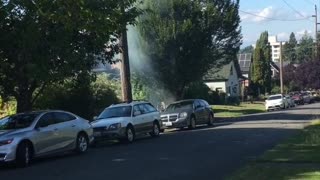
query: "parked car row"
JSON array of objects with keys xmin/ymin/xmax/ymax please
[
  {"xmin": 0, "ymin": 99, "xmax": 214, "ymax": 167},
  {"xmin": 265, "ymin": 92, "xmax": 313, "ymax": 111}
]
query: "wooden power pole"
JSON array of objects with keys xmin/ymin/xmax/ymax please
[
  {"xmin": 280, "ymin": 42, "xmax": 284, "ymax": 94},
  {"xmin": 119, "ymin": 4, "xmax": 133, "ymax": 102},
  {"xmin": 313, "ymin": 5, "xmax": 319, "ymax": 60}
]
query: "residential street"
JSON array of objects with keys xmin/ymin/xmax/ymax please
[{"xmin": 1, "ymin": 103, "xmax": 319, "ymax": 180}]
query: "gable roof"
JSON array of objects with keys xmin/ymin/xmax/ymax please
[
  {"xmin": 270, "ymin": 61, "xmax": 290, "ymax": 72},
  {"xmin": 203, "ymin": 59, "xmax": 244, "ymax": 81}
]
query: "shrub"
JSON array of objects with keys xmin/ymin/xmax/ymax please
[{"xmin": 34, "ymin": 73, "xmax": 119, "ymax": 120}]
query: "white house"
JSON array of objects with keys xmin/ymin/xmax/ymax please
[{"xmin": 203, "ymin": 60, "xmax": 243, "ymax": 97}]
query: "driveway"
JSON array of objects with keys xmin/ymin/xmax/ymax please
[{"xmin": 1, "ymin": 103, "xmax": 319, "ymax": 180}]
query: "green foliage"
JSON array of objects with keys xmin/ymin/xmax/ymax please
[
  {"xmin": 0, "ymin": 0, "xmax": 140, "ymax": 112},
  {"xmin": 297, "ymin": 31, "xmax": 314, "ymax": 63},
  {"xmin": 0, "ymin": 97, "xmax": 16, "ymax": 118},
  {"xmin": 283, "ymin": 32, "xmax": 298, "ymax": 62},
  {"xmin": 252, "ymin": 31, "xmax": 272, "ymax": 94},
  {"xmin": 240, "ymin": 45, "xmax": 254, "ymax": 54},
  {"xmin": 34, "ymin": 73, "xmax": 119, "ymax": 119},
  {"xmin": 137, "ymin": 0, "xmax": 242, "ymax": 98}
]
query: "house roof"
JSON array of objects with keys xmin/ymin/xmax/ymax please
[
  {"xmin": 270, "ymin": 61, "xmax": 290, "ymax": 72},
  {"xmin": 203, "ymin": 59, "xmax": 244, "ymax": 81},
  {"xmin": 238, "ymin": 53, "xmax": 252, "ymax": 73}
]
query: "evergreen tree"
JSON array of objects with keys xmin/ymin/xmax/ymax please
[
  {"xmin": 252, "ymin": 31, "xmax": 272, "ymax": 94},
  {"xmin": 283, "ymin": 32, "xmax": 298, "ymax": 62}
]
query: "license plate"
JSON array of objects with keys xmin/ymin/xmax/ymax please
[{"xmin": 163, "ymin": 122, "xmax": 172, "ymax": 126}]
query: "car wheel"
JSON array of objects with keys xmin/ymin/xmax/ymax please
[
  {"xmin": 188, "ymin": 117, "xmax": 196, "ymax": 130},
  {"xmin": 125, "ymin": 126, "xmax": 135, "ymax": 143},
  {"xmin": 207, "ymin": 114, "xmax": 214, "ymax": 126},
  {"xmin": 16, "ymin": 142, "xmax": 32, "ymax": 167},
  {"xmin": 76, "ymin": 133, "xmax": 89, "ymax": 153},
  {"xmin": 150, "ymin": 122, "xmax": 160, "ymax": 137}
]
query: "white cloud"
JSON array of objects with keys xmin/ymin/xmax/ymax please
[
  {"xmin": 240, "ymin": 6, "xmax": 278, "ymax": 22},
  {"xmin": 240, "ymin": 6, "xmax": 311, "ymax": 23}
]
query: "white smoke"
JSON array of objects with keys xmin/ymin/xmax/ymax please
[{"xmin": 127, "ymin": 26, "xmax": 176, "ymax": 107}]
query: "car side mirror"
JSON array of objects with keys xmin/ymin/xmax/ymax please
[{"xmin": 134, "ymin": 111, "xmax": 142, "ymax": 116}]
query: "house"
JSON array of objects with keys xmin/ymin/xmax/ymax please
[
  {"xmin": 203, "ymin": 60, "xmax": 243, "ymax": 97},
  {"xmin": 238, "ymin": 53, "xmax": 252, "ymax": 87},
  {"xmin": 270, "ymin": 61, "xmax": 290, "ymax": 78}
]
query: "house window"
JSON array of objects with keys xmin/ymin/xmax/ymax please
[{"xmin": 230, "ymin": 66, "xmax": 233, "ymax": 75}]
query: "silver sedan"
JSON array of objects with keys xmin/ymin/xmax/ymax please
[{"xmin": 0, "ymin": 110, "xmax": 94, "ymax": 167}]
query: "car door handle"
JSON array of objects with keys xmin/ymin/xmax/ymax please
[{"xmin": 71, "ymin": 124, "xmax": 76, "ymax": 127}]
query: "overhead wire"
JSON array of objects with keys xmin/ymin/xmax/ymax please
[
  {"xmin": 282, "ymin": 0, "xmax": 314, "ymax": 22},
  {"xmin": 239, "ymin": 9, "xmax": 313, "ymax": 22}
]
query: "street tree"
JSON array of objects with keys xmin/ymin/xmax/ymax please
[
  {"xmin": 0, "ymin": 0, "xmax": 140, "ymax": 112},
  {"xmin": 283, "ymin": 32, "xmax": 297, "ymax": 62},
  {"xmin": 252, "ymin": 31, "xmax": 272, "ymax": 94},
  {"xmin": 137, "ymin": 0, "xmax": 242, "ymax": 98},
  {"xmin": 297, "ymin": 31, "xmax": 314, "ymax": 63}
]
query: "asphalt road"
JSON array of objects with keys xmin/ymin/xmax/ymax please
[{"xmin": 1, "ymin": 103, "xmax": 320, "ymax": 180}]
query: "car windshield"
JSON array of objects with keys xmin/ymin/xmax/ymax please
[
  {"xmin": 0, "ymin": 113, "xmax": 40, "ymax": 130},
  {"xmin": 166, "ymin": 101, "xmax": 193, "ymax": 111},
  {"xmin": 268, "ymin": 96, "xmax": 282, "ymax": 100},
  {"xmin": 98, "ymin": 106, "xmax": 132, "ymax": 119}
]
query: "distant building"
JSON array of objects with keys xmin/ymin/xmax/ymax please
[{"xmin": 268, "ymin": 36, "xmax": 285, "ymax": 62}]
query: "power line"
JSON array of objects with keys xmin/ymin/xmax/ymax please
[
  {"xmin": 282, "ymin": 0, "xmax": 308, "ymax": 18},
  {"xmin": 239, "ymin": 10, "xmax": 312, "ymax": 22}
]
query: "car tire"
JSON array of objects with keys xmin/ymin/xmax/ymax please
[
  {"xmin": 188, "ymin": 116, "xmax": 196, "ymax": 130},
  {"xmin": 16, "ymin": 141, "xmax": 32, "ymax": 167},
  {"xmin": 124, "ymin": 126, "xmax": 135, "ymax": 143},
  {"xmin": 207, "ymin": 114, "xmax": 214, "ymax": 126},
  {"xmin": 76, "ymin": 133, "xmax": 89, "ymax": 153},
  {"xmin": 150, "ymin": 122, "xmax": 160, "ymax": 137}
]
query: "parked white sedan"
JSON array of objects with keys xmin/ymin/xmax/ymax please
[{"xmin": 265, "ymin": 94, "xmax": 289, "ymax": 111}]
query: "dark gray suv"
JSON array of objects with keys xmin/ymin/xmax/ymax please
[{"xmin": 160, "ymin": 99, "xmax": 214, "ymax": 130}]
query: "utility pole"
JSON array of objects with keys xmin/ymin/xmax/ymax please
[
  {"xmin": 313, "ymin": 5, "xmax": 319, "ymax": 60},
  {"xmin": 119, "ymin": 3, "xmax": 133, "ymax": 102},
  {"xmin": 280, "ymin": 42, "xmax": 284, "ymax": 94}
]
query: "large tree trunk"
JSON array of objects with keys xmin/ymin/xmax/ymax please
[{"xmin": 16, "ymin": 91, "xmax": 33, "ymax": 113}]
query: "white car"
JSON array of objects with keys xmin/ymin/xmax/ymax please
[
  {"xmin": 265, "ymin": 94, "xmax": 288, "ymax": 111},
  {"xmin": 91, "ymin": 101, "xmax": 163, "ymax": 143}
]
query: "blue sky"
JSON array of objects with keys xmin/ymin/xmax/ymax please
[{"xmin": 240, "ymin": 0, "xmax": 317, "ymax": 47}]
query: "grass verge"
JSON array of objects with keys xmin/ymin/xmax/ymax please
[
  {"xmin": 227, "ymin": 120, "xmax": 320, "ymax": 180},
  {"xmin": 213, "ymin": 102, "xmax": 265, "ymax": 118}
]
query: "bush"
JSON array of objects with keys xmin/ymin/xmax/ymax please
[
  {"xmin": 225, "ymin": 96, "xmax": 240, "ymax": 105},
  {"xmin": 183, "ymin": 82, "xmax": 230, "ymax": 105},
  {"xmin": 34, "ymin": 73, "xmax": 119, "ymax": 120}
]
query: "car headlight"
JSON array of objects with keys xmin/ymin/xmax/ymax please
[
  {"xmin": 0, "ymin": 139, "xmax": 14, "ymax": 146},
  {"xmin": 179, "ymin": 112, "xmax": 188, "ymax": 118},
  {"xmin": 108, "ymin": 123, "xmax": 121, "ymax": 130}
]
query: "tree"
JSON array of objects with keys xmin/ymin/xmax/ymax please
[
  {"xmin": 295, "ymin": 61, "xmax": 320, "ymax": 89},
  {"xmin": 137, "ymin": 0, "xmax": 242, "ymax": 99},
  {"xmin": 283, "ymin": 32, "xmax": 297, "ymax": 62},
  {"xmin": 0, "ymin": 0, "xmax": 140, "ymax": 112},
  {"xmin": 297, "ymin": 31, "xmax": 314, "ymax": 63},
  {"xmin": 252, "ymin": 31, "xmax": 272, "ymax": 94},
  {"xmin": 240, "ymin": 45, "xmax": 254, "ymax": 54}
]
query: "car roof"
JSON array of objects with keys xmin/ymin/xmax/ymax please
[
  {"xmin": 269, "ymin": 94, "xmax": 282, "ymax": 97},
  {"xmin": 109, "ymin": 100, "xmax": 149, "ymax": 108}
]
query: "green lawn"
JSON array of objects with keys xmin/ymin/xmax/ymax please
[
  {"xmin": 213, "ymin": 102, "xmax": 265, "ymax": 118},
  {"xmin": 227, "ymin": 121, "xmax": 320, "ymax": 180}
]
